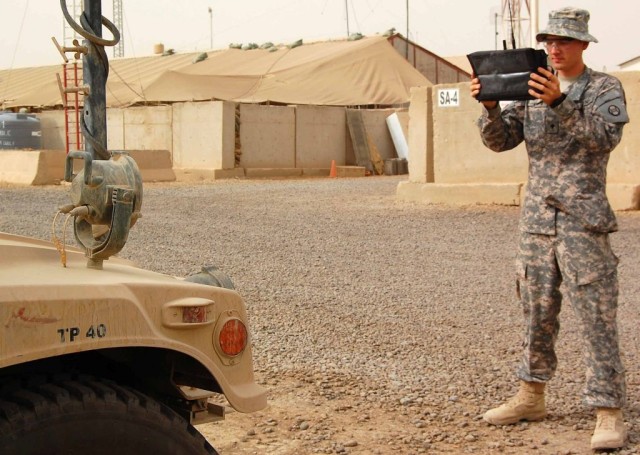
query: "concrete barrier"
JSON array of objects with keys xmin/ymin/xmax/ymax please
[
  {"xmin": 33, "ymin": 102, "xmax": 410, "ymax": 181},
  {"xmin": 39, "ymin": 111, "xmax": 66, "ymax": 151},
  {"xmin": 399, "ymin": 71, "xmax": 640, "ymax": 210},
  {"xmin": 126, "ymin": 150, "xmax": 176, "ymax": 182},
  {"xmin": 0, "ymin": 150, "xmax": 66, "ymax": 185},
  {"xmin": 0, "ymin": 149, "xmax": 175, "ymax": 185}
]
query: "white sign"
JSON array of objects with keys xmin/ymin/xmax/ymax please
[{"xmin": 438, "ymin": 88, "xmax": 460, "ymax": 107}]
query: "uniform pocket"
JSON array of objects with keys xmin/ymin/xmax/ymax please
[
  {"xmin": 566, "ymin": 245, "xmax": 619, "ymax": 286},
  {"xmin": 515, "ymin": 260, "xmax": 527, "ymax": 299},
  {"xmin": 574, "ymin": 258, "xmax": 618, "ymax": 286}
]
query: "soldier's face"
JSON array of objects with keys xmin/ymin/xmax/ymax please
[{"xmin": 545, "ymin": 35, "xmax": 589, "ymax": 77}]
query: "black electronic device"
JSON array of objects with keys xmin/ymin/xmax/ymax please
[
  {"xmin": 467, "ymin": 48, "xmax": 548, "ymax": 101},
  {"xmin": 467, "ymin": 2, "xmax": 548, "ymax": 102}
]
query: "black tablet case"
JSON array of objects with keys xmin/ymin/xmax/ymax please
[{"xmin": 467, "ymin": 48, "xmax": 548, "ymax": 101}]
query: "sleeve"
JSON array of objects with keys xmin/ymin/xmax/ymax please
[
  {"xmin": 476, "ymin": 101, "xmax": 526, "ymax": 153},
  {"xmin": 552, "ymin": 77, "xmax": 628, "ymax": 154}
]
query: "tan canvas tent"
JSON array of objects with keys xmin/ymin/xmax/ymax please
[
  {"xmin": 2, "ymin": 35, "xmax": 430, "ymax": 109},
  {"xmin": 138, "ymin": 35, "xmax": 431, "ymax": 106}
]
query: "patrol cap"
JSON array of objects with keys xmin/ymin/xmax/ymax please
[{"xmin": 536, "ymin": 7, "xmax": 598, "ymax": 43}]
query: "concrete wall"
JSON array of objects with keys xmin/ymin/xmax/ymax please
[
  {"xmin": 344, "ymin": 108, "xmax": 407, "ymax": 167},
  {"xmin": 239, "ymin": 104, "xmax": 404, "ymax": 173},
  {"xmin": 398, "ymin": 71, "xmax": 640, "ymax": 210},
  {"xmin": 606, "ymin": 71, "xmax": 640, "ymax": 184},
  {"xmin": 36, "ymin": 108, "xmax": 171, "ymax": 152},
  {"xmin": 123, "ymin": 106, "xmax": 172, "ymax": 152},
  {"xmin": 239, "ymin": 104, "xmax": 296, "ymax": 169},
  {"xmin": 34, "ymin": 102, "xmax": 408, "ymax": 179},
  {"xmin": 107, "ymin": 108, "xmax": 125, "ymax": 150},
  {"xmin": 361, "ymin": 109, "xmax": 402, "ymax": 162},
  {"xmin": 172, "ymin": 101, "xmax": 235, "ymax": 170},
  {"xmin": 296, "ymin": 105, "xmax": 347, "ymax": 167},
  {"xmin": 39, "ymin": 107, "xmax": 173, "ymax": 154},
  {"xmin": 407, "ymin": 86, "xmax": 432, "ymax": 183},
  {"xmin": 431, "ymin": 82, "xmax": 529, "ymax": 184}
]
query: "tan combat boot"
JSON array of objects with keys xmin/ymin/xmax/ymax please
[
  {"xmin": 483, "ymin": 381, "xmax": 547, "ymax": 425},
  {"xmin": 591, "ymin": 408, "xmax": 627, "ymax": 450}
]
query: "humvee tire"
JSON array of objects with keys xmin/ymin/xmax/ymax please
[{"xmin": 0, "ymin": 375, "xmax": 217, "ymax": 455}]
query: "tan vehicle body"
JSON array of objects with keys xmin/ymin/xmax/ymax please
[
  {"xmin": 2, "ymin": 4, "xmax": 265, "ymax": 452},
  {"xmin": 0, "ymin": 232, "xmax": 266, "ymax": 415}
]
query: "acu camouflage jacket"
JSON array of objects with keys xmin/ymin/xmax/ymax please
[{"xmin": 477, "ymin": 67, "xmax": 629, "ymax": 235}]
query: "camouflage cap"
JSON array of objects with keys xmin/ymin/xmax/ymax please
[{"xmin": 536, "ymin": 7, "xmax": 598, "ymax": 43}]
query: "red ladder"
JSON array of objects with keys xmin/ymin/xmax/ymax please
[{"xmin": 61, "ymin": 61, "xmax": 84, "ymax": 154}]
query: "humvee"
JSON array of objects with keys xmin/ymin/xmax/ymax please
[{"xmin": 0, "ymin": 1, "xmax": 266, "ymax": 453}]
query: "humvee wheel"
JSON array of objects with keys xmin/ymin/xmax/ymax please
[{"xmin": 0, "ymin": 376, "xmax": 217, "ymax": 455}]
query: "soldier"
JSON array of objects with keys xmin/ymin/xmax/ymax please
[{"xmin": 470, "ymin": 7, "xmax": 629, "ymax": 451}]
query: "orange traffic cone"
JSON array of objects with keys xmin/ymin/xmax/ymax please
[{"xmin": 329, "ymin": 160, "xmax": 337, "ymax": 178}]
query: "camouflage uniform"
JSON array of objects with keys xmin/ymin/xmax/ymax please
[{"xmin": 477, "ymin": 67, "xmax": 629, "ymax": 408}]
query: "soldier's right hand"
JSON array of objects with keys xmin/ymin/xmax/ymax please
[{"xmin": 470, "ymin": 76, "xmax": 498, "ymax": 110}]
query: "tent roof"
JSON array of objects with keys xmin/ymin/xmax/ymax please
[{"xmin": 1, "ymin": 35, "xmax": 430, "ymax": 109}]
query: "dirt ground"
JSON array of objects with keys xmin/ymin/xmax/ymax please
[
  {"xmin": 1, "ymin": 177, "xmax": 638, "ymax": 455},
  {"xmin": 201, "ymin": 375, "xmax": 602, "ymax": 455}
]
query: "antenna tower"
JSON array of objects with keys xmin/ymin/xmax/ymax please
[
  {"xmin": 62, "ymin": 0, "xmax": 84, "ymax": 47},
  {"xmin": 501, "ymin": 0, "xmax": 532, "ymax": 48},
  {"xmin": 113, "ymin": 0, "xmax": 124, "ymax": 57}
]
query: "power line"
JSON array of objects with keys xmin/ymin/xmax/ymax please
[{"xmin": 1, "ymin": 0, "xmax": 29, "ymax": 105}]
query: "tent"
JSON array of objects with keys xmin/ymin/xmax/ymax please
[
  {"xmin": 2, "ymin": 35, "xmax": 430, "ymax": 109},
  {"xmin": 138, "ymin": 35, "xmax": 431, "ymax": 106}
]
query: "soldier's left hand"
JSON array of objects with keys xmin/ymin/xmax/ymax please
[{"xmin": 528, "ymin": 67, "xmax": 562, "ymax": 106}]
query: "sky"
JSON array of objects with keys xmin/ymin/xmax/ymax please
[{"xmin": 1, "ymin": 0, "xmax": 638, "ymax": 72}]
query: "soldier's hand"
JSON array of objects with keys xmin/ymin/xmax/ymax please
[
  {"xmin": 529, "ymin": 67, "xmax": 563, "ymax": 106},
  {"xmin": 470, "ymin": 76, "xmax": 498, "ymax": 110}
]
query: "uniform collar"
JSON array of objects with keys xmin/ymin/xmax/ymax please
[{"xmin": 566, "ymin": 67, "xmax": 591, "ymax": 101}]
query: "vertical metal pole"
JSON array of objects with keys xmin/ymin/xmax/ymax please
[
  {"xmin": 345, "ymin": 0, "xmax": 350, "ymax": 37},
  {"xmin": 208, "ymin": 7, "xmax": 213, "ymax": 48},
  {"xmin": 406, "ymin": 0, "xmax": 409, "ymax": 59},
  {"xmin": 83, "ymin": 0, "xmax": 108, "ymax": 160},
  {"xmin": 530, "ymin": 0, "xmax": 539, "ymax": 47}
]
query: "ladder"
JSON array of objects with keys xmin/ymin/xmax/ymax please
[
  {"xmin": 61, "ymin": 61, "xmax": 84, "ymax": 154},
  {"xmin": 58, "ymin": 0, "xmax": 86, "ymax": 154}
]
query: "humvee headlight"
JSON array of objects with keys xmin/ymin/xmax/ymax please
[
  {"xmin": 218, "ymin": 318, "xmax": 247, "ymax": 357},
  {"xmin": 162, "ymin": 298, "xmax": 215, "ymax": 328},
  {"xmin": 182, "ymin": 306, "xmax": 207, "ymax": 323}
]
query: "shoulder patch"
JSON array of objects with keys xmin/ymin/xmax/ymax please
[{"xmin": 597, "ymin": 98, "xmax": 629, "ymax": 124}]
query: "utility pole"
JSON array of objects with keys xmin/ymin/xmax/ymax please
[
  {"xmin": 345, "ymin": 0, "xmax": 350, "ymax": 37},
  {"xmin": 208, "ymin": 7, "xmax": 213, "ymax": 49},
  {"xmin": 405, "ymin": 0, "xmax": 409, "ymax": 58},
  {"xmin": 530, "ymin": 0, "xmax": 539, "ymax": 47}
]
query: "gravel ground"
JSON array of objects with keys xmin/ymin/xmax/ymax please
[{"xmin": 1, "ymin": 176, "xmax": 639, "ymax": 454}]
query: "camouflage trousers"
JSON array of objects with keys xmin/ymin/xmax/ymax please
[{"xmin": 515, "ymin": 211, "xmax": 626, "ymax": 408}]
